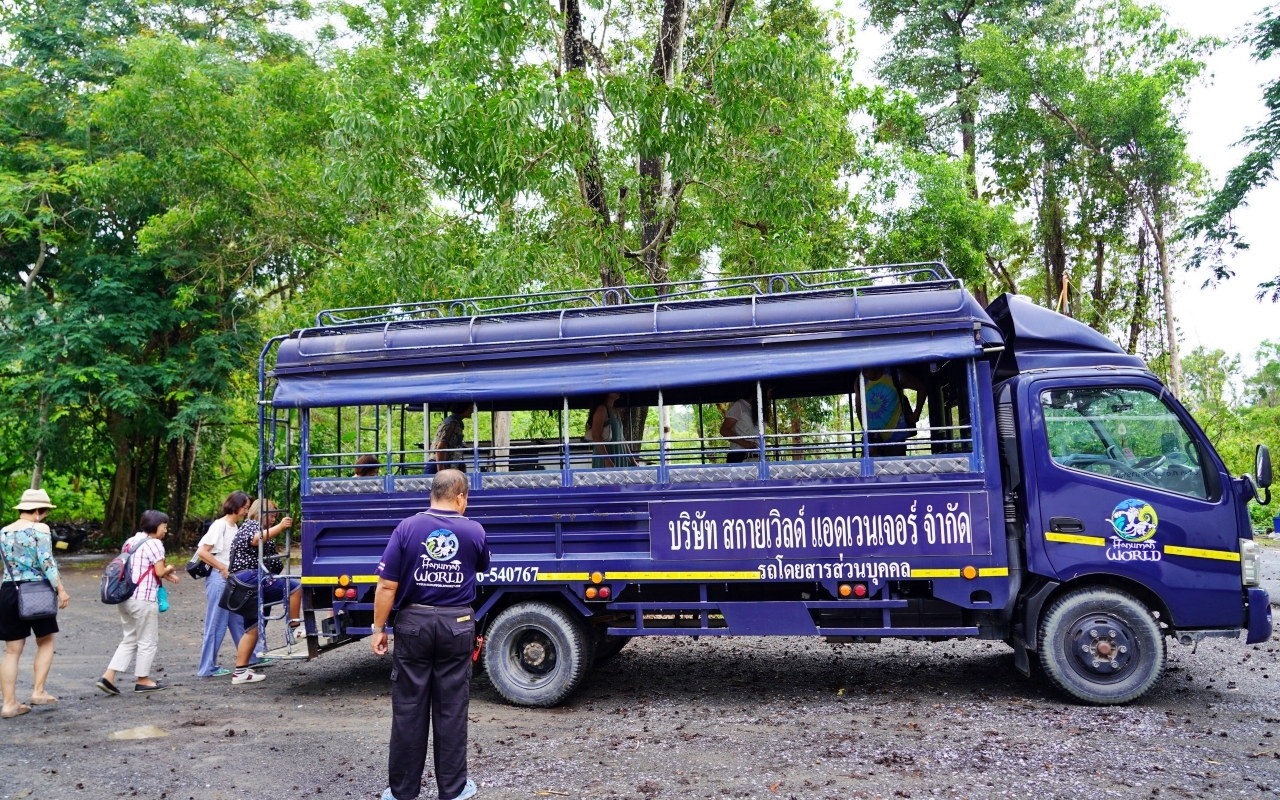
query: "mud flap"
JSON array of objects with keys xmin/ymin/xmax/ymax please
[{"xmin": 1011, "ymin": 637, "xmax": 1030, "ymax": 677}]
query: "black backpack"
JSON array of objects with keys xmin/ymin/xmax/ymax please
[{"xmin": 100, "ymin": 536, "xmax": 145, "ymax": 605}]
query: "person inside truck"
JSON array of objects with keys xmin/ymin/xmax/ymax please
[
  {"xmin": 720, "ymin": 384, "xmax": 774, "ymax": 463},
  {"xmin": 856, "ymin": 366, "xmax": 927, "ymax": 457},
  {"xmin": 354, "ymin": 455, "xmax": 381, "ymax": 476},
  {"xmin": 432, "ymin": 404, "xmax": 472, "ymax": 472},
  {"xmin": 585, "ymin": 393, "xmax": 629, "ymax": 468}
]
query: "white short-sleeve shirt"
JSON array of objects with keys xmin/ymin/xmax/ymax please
[
  {"xmin": 198, "ymin": 518, "xmax": 238, "ymax": 564},
  {"xmin": 725, "ymin": 399, "xmax": 759, "ymax": 451}
]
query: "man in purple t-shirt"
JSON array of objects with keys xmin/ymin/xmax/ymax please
[{"xmin": 373, "ymin": 469, "xmax": 490, "ymax": 800}]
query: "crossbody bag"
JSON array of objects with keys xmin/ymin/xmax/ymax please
[{"xmin": 0, "ymin": 533, "xmax": 58, "ymax": 621}]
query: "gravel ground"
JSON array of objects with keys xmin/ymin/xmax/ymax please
[{"xmin": 4, "ymin": 548, "xmax": 1280, "ymax": 800}]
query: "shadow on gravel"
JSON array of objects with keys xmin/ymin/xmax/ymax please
[{"xmin": 481, "ymin": 637, "xmax": 1052, "ymax": 708}]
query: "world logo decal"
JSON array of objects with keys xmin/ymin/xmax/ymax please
[
  {"xmin": 424, "ymin": 529, "xmax": 460, "ymax": 561},
  {"xmin": 1109, "ymin": 499, "xmax": 1158, "ymax": 543}
]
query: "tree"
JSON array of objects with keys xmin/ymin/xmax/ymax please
[
  {"xmin": 324, "ymin": 0, "xmax": 863, "ymax": 305},
  {"xmin": 0, "ymin": 0, "xmax": 321, "ymax": 537},
  {"xmin": 1185, "ymin": 5, "xmax": 1280, "ymax": 301},
  {"xmin": 970, "ymin": 0, "xmax": 1210, "ymax": 395}
]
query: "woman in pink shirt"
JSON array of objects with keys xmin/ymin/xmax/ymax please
[{"xmin": 96, "ymin": 511, "xmax": 180, "ymax": 695}]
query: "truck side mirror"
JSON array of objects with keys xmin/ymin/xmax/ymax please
[{"xmin": 1257, "ymin": 444, "xmax": 1273, "ymax": 489}]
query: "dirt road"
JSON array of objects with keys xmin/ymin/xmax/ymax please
[{"xmin": 3, "ymin": 550, "xmax": 1280, "ymax": 800}]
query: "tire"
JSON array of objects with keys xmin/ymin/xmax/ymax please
[
  {"xmin": 593, "ymin": 632, "xmax": 632, "ymax": 664},
  {"xmin": 482, "ymin": 602, "xmax": 594, "ymax": 707},
  {"xmin": 1038, "ymin": 587, "xmax": 1165, "ymax": 705}
]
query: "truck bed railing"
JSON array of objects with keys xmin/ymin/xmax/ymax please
[{"xmin": 312, "ymin": 263, "xmax": 956, "ymax": 328}]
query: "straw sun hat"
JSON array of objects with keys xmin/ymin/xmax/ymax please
[{"xmin": 13, "ymin": 488, "xmax": 56, "ymax": 511}]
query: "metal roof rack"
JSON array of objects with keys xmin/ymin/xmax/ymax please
[{"xmin": 313, "ymin": 262, "xmax": 956, "ymax": 328}]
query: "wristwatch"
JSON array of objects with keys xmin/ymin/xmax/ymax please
[{"xmin": 372, "ymin": 625, "xmax": 385, "ymax": 633}]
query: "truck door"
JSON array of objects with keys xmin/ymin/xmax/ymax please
[{"xmin": 1028, "ymin": 379, "xmax": 1242, "ymax": 629}]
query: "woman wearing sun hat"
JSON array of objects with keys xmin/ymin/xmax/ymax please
[{"xmin": 0, "ymin": 489, "xmax": 70, "ymax": 719}]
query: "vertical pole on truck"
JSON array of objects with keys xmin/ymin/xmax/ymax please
[
  {"xmin": 471, "ymin": 401, "xmax": 480, "ymax": 491},
  {"xmin": 848, "ymin": 390, "xmax": 857, "ymax": 458},
  {"xmin": 658, "ymin": 389, "xmax": 667, "ymax": 482},
  {"xmin": 756, "ymin": 380, "xmax": 768, "ymax": 480},
  {"xmin": 858, "ymin": 370, "xmax": 872, "ymax": 477},
  {"xmin": 385, "ymin": 403, "xmax": 394, "ymax": 494},
  {"xmin": 697, "ymin": 402, "xmax": 705, "ymax": 464},
  {"xmin": 423, "ymin": 403, "xmax": 430, "ymax": 475},
  {"xmin": 561, "ymin": 397, "xmax": 570, "ymax": 488}
]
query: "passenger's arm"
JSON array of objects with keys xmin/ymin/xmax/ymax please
[
  {"xmin": 589, "ymin": 407, "xmax": 613, "ymax": 467},
  {"xmin": 37, "ymin": 530, "xmax": 69, "ymax": 608},
  {"xmin": 267, "ymin": 517, "xmax": 293, "ymax": 539},
  {"xmin": 153, "ymin": 555, "xmax": 178, "ymax": 583},
  {"xmin": 371, "ymin": 577, "xmax": 398, "ymax": 656},
  {"xmin": 197, "ymin": 543, "xmax": 229, "ymax": 579}
]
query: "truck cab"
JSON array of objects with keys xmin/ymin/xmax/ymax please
[{"xmin": 989, "ymin": 295, "xmax": 1272, "ymax": 702}]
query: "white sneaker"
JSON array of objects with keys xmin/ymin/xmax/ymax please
[{"xmin": 231, "ymin": 670, "xmax": 265, "ymax": 685}]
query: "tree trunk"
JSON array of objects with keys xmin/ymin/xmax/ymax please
[
  {"xmin": 958, "ymin": 98, "xmax": 978, "ymax": 199},
  {"xmin": 1127, "ymin": 227, "xmax": 1148, "ymax": 355},
  {"xmin": 166, "ymin": 421, "xmax": 201, "ymax": 543},
  {"xmin": 1090, "ymin": 236, "xmax": 1106, "ymax": 331},
  {"xmin": 1154, "ymin": 214, "xmax": 1181, "ymax": 396},
  {"xmin": 102, "ymin": 412, "xmax": 135, "ymax": 542},
  {"xmin": 145, "ymin": 435, "xmax": 162, "ymax": 510},
  {"xmin": 562, "ymin": 0, "xmax": 610, "ymax": 226},
  {"xmin": 1041, "ymin": 171, "xmax": 1067, "ymax": 312},
  {"xmin": 29, "ymin": 393, "xmax": 47, "ymax": 490},
  {"xmin": 638, "ymin": 0, "xmax": 688, "ymax": 291}
]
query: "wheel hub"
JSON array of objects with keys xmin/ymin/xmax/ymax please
[
  {"xmin": 522, "ymin": 641, "xmax": 547, "ymax": 667},
  {"xmin": 511, "ymin": 628, "xmax": 558, "ymax": 678},
  {"xmin": 1069, "ymin": 616, "xmax": 1136, "ymax": 679}
]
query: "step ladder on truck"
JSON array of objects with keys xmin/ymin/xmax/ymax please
[{"xmin": 254, "ymin": 262, "xmax": 1274, "ymax": 704}]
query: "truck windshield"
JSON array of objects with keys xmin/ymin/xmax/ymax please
[{"xmin": 1040, "ymin": 387, "xmax": 1209, "ymax": 500}]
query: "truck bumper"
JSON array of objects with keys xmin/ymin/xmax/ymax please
[{"xmin": 1246, "ymin": 587, "xmax": 1273, "ymax": 645}]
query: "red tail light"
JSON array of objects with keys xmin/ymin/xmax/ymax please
[
  {"xmin": 345, "ymin": 588, "xmax": 357, "ymax": 599},
  {"xmin": 598, "ymin": 586, "xmax": 611, "ymax": 599},
  {"xmin": 853, "ymin": 583, "xmax": 868, "ymax": 598}
]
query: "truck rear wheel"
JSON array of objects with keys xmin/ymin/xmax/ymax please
[
  {"xmin": 1038, "ymin": 587, "xmax": 1165, "ymax": 705},
  {"xmin": 482, "ymin": 602, "xmax": 594, "ymax": 707}
]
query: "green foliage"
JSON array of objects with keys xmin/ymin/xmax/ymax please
[
  {"xmin": 1182, "ymin": 343, "xmax": 1280, "ymax": 529},
  {"xmin": 1185, "ymin": 5, "xmax": 1280, "ymax": 301}
]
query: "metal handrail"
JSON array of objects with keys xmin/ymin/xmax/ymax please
[{"xmin": 312, "ymin": 262, "xmax": 954, "ymax": 328}]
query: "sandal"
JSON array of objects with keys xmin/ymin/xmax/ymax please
[
  {"xmin": 29, "ymin": 695, "xmax": 57, "ymax": 706},
  {"xmin": 1, "ymin": 704, "xmax": 31, "ymax": 719}
]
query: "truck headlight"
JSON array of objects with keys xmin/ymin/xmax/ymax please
[{"xmin": 1241, "ymin": 538, "xmax": 1262, "ymax": 587}]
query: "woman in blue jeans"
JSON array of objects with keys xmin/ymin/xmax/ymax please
[{"xmin": 195, "ymin": 492, "xmax": 251, "ymax": 677}]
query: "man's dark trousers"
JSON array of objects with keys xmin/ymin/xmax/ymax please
[{"xmin": 388, "ymin": 604, "xmax": 474, "ymax": 800}]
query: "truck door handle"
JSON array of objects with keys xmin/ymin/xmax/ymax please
[{"xmin": 1050, "ymin": 517, "xmax": 1085, "ymax": 534}]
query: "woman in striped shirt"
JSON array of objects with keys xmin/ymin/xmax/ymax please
[{"xmin": 96, "ymin": 510, "xmax": 180, "ymax": 695}]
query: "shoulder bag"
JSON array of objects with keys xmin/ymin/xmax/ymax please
[
  {"xmin": 0, "ymin": 534, "xmax": 58, "ymax": 621},
  {"xmin": 186, "ymin": 520, "xmax": 218, "ymax": 579},
  {"xmin": 218, "ymin": 572, "xmax": 258, "ymax": 615}
]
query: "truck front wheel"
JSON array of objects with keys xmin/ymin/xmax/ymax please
[
  {"xmin": 1038, "ymin": 587, "xmax": 1165, "ymax": 705},
  {"xmin": 482, "ymin": 602, "xmax": 594, "ymax": 707}
]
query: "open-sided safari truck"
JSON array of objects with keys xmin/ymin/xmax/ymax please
[{"xmin": 254, "ymin": 263, "xmax": 1274, "ymax": 706}]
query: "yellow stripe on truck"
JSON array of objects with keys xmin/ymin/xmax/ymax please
[
  {"xmin": 537, "ymin": 572, "xmax": 591, "ymax": 581},
  {"xmin": 978, "ymin": 567, "xmax": 1009, "ymax": 577},
  {"xmin": 605, "ymin": 571, "xmax": 762, "ymax": 580},
  {"xmin": 1163, "ymin": 545, "xmax": 1240, "ymax": 562},
  {"xmin": 1044, "ymin": 531, "xmax": 1107, "ymax": 547},
  {"xmin": 910, "ymin": 568, "xmax": 961, "ymax": 578},
  {"xmin": 300, "ymin": 575, "xmax": 379, "ymax": 586}
]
